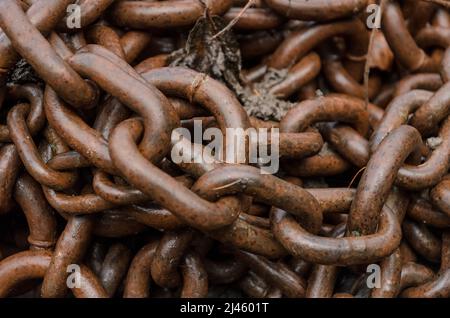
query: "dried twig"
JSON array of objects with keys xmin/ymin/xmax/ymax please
[
  {"xmin": 348, "ymin": 167, "xmax": 366, "ymax": 189},
  {"xmin": 211, "ymin": 0, "xmax": 255, "ymax": 40},
  {"xmin": 213, "ymin": 179, "xmax": 242, "ymax": 191}
]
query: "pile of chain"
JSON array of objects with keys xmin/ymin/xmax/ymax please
[{"xmin": 0, "ymin": 0, "xmax": 449, "ymax": 298}]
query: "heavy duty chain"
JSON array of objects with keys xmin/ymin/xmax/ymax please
[{"xmin": 0, "ymin": 0, "xmax": 449, "ymax": 298}]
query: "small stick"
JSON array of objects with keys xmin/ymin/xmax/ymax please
[
  {"xmin": 211, "ymin": 0, "xmax": 255, "ymax": 40},
  {"xmin": 348, "ymin": 167, "xmax": 366, "ymax": 189}
]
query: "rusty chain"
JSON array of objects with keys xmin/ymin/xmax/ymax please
[{"xmin": 0, "ymin": 0, "xmax": 448, "ymax": 299}]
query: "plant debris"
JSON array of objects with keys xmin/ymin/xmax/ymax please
[
  {"xmin": 7, "ymin": 59, "xmax": 42, "ymax": 85},
  {"xmin": 169, "ymin": 14, "xmax": 295, "ymax": 121}
]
